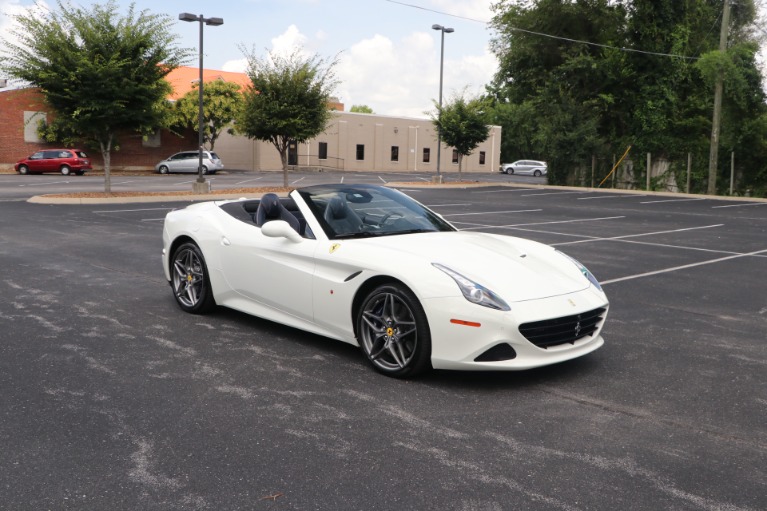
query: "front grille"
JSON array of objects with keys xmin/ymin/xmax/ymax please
[{"xmin": 519, "ymin": 307, "xmax": 607, "ymax": 349}]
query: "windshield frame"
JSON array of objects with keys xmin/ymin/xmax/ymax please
[{"xmin": 297, "ymin": 184, "xmax": 456, "ymax": 240}]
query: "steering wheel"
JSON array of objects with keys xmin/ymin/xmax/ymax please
[{"xmin": 379, "ymin": 212, "xmax": 404, "ymax": 226}]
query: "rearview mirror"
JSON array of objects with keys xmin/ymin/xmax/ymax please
[{"xmin": 261, "ymin": 220, "xmax": 303, "ymax": 243}]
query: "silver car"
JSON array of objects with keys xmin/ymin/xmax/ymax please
[
  {"xmin": 155, "ymin": 150, "xmax": 224, "ymax": 174},
  {"xmin": 500, "ymin": 160, "xmax": 547, "ymax": 176}
]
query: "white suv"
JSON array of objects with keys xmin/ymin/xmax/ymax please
[
  {"xmin": 500, "ymin": 160, "xmax": 547, "ymax": 176},
  {"xmin": 155, "ymin": 150, "xmax": 224, "ymax": 174}
]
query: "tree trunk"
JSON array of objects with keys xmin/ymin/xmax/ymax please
[
  {"xmin": 458, "ymin": 154, "xmax": 463, "ymax": 181},
  {"xmin": 279, "ymin": 148, "xmax": 289, "ymax": 188},
  {"xmin": 100, "ymin": 134, "xmax": 113, "ymax": 194}
]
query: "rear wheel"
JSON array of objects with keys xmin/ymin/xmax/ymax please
[
  {"xmin": 60, "ymin": 165, "xmax": 71, "ymax": 176},
  {"xmin": 533, "ymin": 170, "xmax": 542, "ymax": 177},
  {"xmin": 357, "ymin": 283, "xmax": 431, "ymax": 378},
  {"xmin": 171, "ymin": 242, "xmax": 216, "ymax": 314},
  {"xmin": 18, "ymin": 165, "xmax": 29, "ymax": 175}
]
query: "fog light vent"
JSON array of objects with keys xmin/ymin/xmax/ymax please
[{"xmin": 474, "ymin": 343, "xmax": 517, "ymax": 362}]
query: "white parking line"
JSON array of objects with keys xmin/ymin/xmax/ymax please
[
  {"xmin": 639, "ymin": 198, "xmax": 706, "ymax": 204},
  {"xmin": 93, "ymin": 207, "xmax": 174, "ymax": 213},
  {"xmin": 712, "ymin": 202, "xmax": 767, "ymax": 209},
  {"xmin": 235, "ymin": 177, "xmax": 264, "ymax": 185},
  {"xmin": 457, "ymin": 215, "xmax": 625, "ymax": 230},
  {"xmin": 379, "ymin": 176, "xmax": 388, "ymax": 184},
  {"xmin": 601, "ymin": 248, "xmax": 767, "ymax": 285},
  {"xmin": 577, "ymin": 195, "xmax": 645, "ymax": 200},
  {"xmin": 443, "ymin": 209, "xmax": 542, "ymax": 217},
  {"xmin": 521, "ymin": 191, "xmax": 590, "ymax": 197},
  {"xmin": 19, "ymin": 180, "xmax": 72, "ymax": 187},
  {"xmin": 472, "ymin": 188, "xmax": 537, "ymax": 194},
  {"xmin": 291, "ymin": 177, "xmax": 306, "ymax": 185},
  {"xmin": 427, "ymin": 203, "xmax": 473, "ymax": 207},
  {"xmin": 553, "ymin": 224, "xmax": 724, "ymax": 246}
]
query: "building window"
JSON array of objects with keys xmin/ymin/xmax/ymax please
[
  {"xmin": 356, "ymin": 144, "xmax": 365, "ymax": 161},
  {"xmin": 452, "ymin": 150, "xmax": 459, "ymax": 164},
  {"xmin": 423, "ymin": 148, "xmax": 430, "ymax": 163},
  {"xmin": 391, "ymin": 146, "xmax": 399, "ymax": 162},
  {"xmin": 318, "ymin": 142, "xmax": 328, "ymax": 160},
  {"xmin": 479, "ymin": 151, "xmax": 486, "ymax": 165},
  {"xmin": 23, "ymin": 111, "xmax": 46, "ymax": 143}
]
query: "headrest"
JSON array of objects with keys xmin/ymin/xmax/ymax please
[
  {"xmin": 260, "ymin": 193, "xmax": 282, "ymax": 219},
  {"xmin": 327, "ymin": 196, "xmax": 347, "ymax": 219}
]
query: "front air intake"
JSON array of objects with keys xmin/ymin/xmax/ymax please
[{"xmin": 519, "ymin": 307, "xmax": 607, "ymax": 349}]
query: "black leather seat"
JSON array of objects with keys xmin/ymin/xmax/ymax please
[
  {"xmin": 255, "ymin": 193, "xmax": 300, "ymax": 233},
  {"xmin": 324, "ymin": 196, "xmax": 362, "ymax": 235}
]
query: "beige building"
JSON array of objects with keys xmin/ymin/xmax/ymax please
[{"xmin": 216, "ymin": 110, "xmax": 502, "ymax": 175}]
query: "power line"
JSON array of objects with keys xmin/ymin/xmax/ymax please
[{"xmin": 385, "ymin": 0, "xmax": 701, "ymax": 60}]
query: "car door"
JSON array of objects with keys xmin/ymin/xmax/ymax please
[
  {"xmin": 167, "ymin": 152, "xmax": 189, "ymax": 173},
  {"xmin": 26, "ymin": 152, "xmax": 45, "ymax": 172},
  {"xmin": 218, "ymin": 218, "xmax": 318, "ymax": 322},
  {"xmin": 42, "ymin": 150, "xmax": 61, "ymax": 173}
]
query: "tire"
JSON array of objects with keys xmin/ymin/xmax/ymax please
[
  {"xmin": 159, "ymin": 165, "xmax": 169, "ymax": 174},
  {"xmin": 18, "ymin": 165, "xmax": 29, "ymax": 175},
  {"xmin": 170, "ymin": 242, "xmax": 216, "ymax": 314},
  {"xmin": 509, "ymin": 168, "xmax": 515, "ymax": 175},
  {"xmin": 201, "ymin": 166, "xmax": 209, "ymax": 175},
  {"xmin": 60, "ymin": 165, "xmax": 71, "ymax": 176},
  {"xmin": 357, "ymin": 283, "xmax": 432, "ymax": 378},
  {"xmin": 533, "ymin": 170, "xmax": 542, "ymax": 177}
]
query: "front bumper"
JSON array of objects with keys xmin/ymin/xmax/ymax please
[{"xmin": 423, "ymin": 288, "xmax": 608, "ymax": 371}]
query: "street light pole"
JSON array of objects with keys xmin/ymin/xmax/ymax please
[
  {"xmin": 179, "ymin": 12, "xmax": 223, "ymax": 194},
  {"xmin": 432, "ymin": 24, "xmax": 453, "ymax": 183}
]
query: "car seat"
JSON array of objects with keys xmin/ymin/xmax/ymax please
[
  {"xmin": 323, "ymin": 196, "xmax": 363, "ymax": 235},
  {"xmin": 255, "ymin": 193, "xmax": 300, "ymax": 233}
]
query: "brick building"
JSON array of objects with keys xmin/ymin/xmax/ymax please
[{"xmin": 1, "ymin": 66, "xmax": 500, "ymax": 174}]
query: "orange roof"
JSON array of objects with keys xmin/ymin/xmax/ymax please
[{"xmin": 165, "ymin": 66, "xmax": 251, "ymax": 101}]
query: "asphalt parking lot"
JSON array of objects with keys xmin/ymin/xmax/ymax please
[{"xmin": 1, "ymin": 172, "xmax": 765, "ymax": 510}]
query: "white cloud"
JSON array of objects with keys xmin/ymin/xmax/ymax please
[{"xmin": 222, "ymin": 23, "xmax": 498, "ymax": 118}]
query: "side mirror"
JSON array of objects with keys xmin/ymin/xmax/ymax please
[{"xmin": 261, "ymin": 220, "xmax": 303, "ymax": 243}]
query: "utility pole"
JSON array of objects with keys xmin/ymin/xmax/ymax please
[{"xmin": 707, "ymin": 0, "xmax": 732, "ymax": 195}]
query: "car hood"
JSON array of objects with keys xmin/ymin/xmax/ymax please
[{"xmin": 350, "ymin": 231, "xmax": 592, "ymax": 302}]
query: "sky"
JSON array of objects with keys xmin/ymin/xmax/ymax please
[{"xmin": 0, "ymin": 0, "xmax": 500, "ymax": 118}]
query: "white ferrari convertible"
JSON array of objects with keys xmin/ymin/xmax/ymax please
[{"xmin": 162, "ymin": 184, "xmax": 608, "ymax": 377}]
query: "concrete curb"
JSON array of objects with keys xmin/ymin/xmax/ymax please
[{"xmin": 27, "ymin": 181, "xmax": 767, "ymax": 205}]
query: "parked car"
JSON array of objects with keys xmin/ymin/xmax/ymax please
[
  {"xmin": 500, "ymin": 160, "xmax": 547, "ymax": 176},
  {"xmin": 155, "ymin": 150, "xmax": 224, "ymax": 174},
  {"xmin": 14, "ymin": 149, "xmax": 92, "ymax": 175},
  {"xmin": 162, "ymin": 184, "xmax": 608, "ymax": 378}
]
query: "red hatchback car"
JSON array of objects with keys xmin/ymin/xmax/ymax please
[{"xmin": 15, "ymin": 149, "xmax": 92, "ymax": 175}]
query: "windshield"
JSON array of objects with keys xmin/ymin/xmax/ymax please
[{"xmin": 297, "ymin": 184, "xmax": 456, "ymax": 240}]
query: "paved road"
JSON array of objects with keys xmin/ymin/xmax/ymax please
[
  {"xmin": 0, "ymin": 169, "xmax": 544, "ymax": 201},
  {"xmin": 1, "ymin": 178, "xmax": 765, "ymax": 510}
]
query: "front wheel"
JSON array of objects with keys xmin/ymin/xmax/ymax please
[
  {"xmin": 18, "ymin": 165, "xmax": 29, "ymax": 175},
  {"xmin": 171, "ymin": 242, "xmax": 216, "ymax": 314},
  {"xmin": 357, "ymin": 283, "xmax": 431, "ymax": 378},
  {"xmin": 158, "ymin": 165, "xmax": 169, "ymax": 174}
]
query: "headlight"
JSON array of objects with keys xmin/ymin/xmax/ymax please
[
  {"xmin": 432, "ymin": 263, "xmax": 510, "ymax": 311},
  {"xmin": 557, "ymin": 251, "xmax": 603, "ymax": 291}
]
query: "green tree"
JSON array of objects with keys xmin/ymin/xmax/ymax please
[
  {"xmin": 239, "ymin": 48, "xmax": 338, "ymax": 187},
  {"xmin": 0, "ymin": 0, "xmax": 189, "ymax": 193},
  {"xmin": 430, "ymin": 91, "xmax": 491, "ymax": 181},
  {"xmin": 488, "ymin": 0, "xmax": 766, "ymax": 193},
  {"xmin": 350, "ymin": 104, "xmax": 374, "ymax": 114},
  {"xmin": 171, "ymin": 80, "xmax": 245, "ymax": 151}
]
